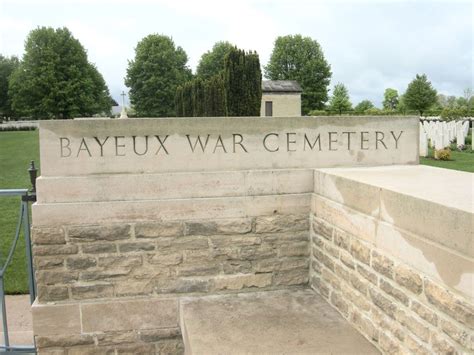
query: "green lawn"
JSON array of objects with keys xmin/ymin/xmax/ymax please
[
  {"xmin": 0, "ymin": 131, "xmax": 39, "ymax": 294},
  {"xmin": 420, "ymin": 149, "xmax": 474, "ymax": 173}
]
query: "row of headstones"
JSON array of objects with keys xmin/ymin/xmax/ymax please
[{"xmin": 419, "ymin": 120, "xmax": 471, "ymax": 157}]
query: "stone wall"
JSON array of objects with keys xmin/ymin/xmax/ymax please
[
  {"xmin": 309, "ymin": 167, "xmax": 473, "ymax": 354},
  {"xmin": 260, "ymin": 93, "xmax": 301, "ymax": 117}
]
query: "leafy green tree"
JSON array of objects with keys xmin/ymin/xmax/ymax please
[
  {"xmin": 264, "ymin": 34, "xmax": 332, "ymax": 114},
  {"xmin": 383, "ymin": 88, "xmax": 399, "ymax": 110},
  {"xmin": 224, "ymin": 47, "xmax": 261, "ymax": 116},
  {"xmin": 328, "ymin": 83, "xmax": 352, "ymax": 114},
  {"xmin": 196, "ymin": 41, "xmax": 234, "ymax": 79},
  {"xmin": 354, "ymin": 100, "xmax": 374, "ymax": 113},
  {"xmin": 0, "ymin": 55, "xmax": 19, "ymax": 117},
  {"xmin": 125, "ymin": 34, "xmax": 192, "ymax": 117},
  {"xmin": 404, "ymin": 74, "xmax": 437, "ymax": 116},
  {"xmin": 8, "ymin": 27, "xmax": 111, "ymax": 119}
]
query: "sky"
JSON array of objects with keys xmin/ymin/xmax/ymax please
[{"xmin": 0, "ymin": 0, "xmax": 472, "ymax": 107}]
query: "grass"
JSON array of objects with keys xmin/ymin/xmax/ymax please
[
  {"xmin": 420, "ymin": 149, "xmax": 474, "ymax": 173},
  {"xmin": 0, "ymin": 131, "xmax": 39, "ymax": 294}
]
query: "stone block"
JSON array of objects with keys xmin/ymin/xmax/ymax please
[
  {"xmin": 81, "ymin": 243, "xmax": 117, "ymax": 254},
  {"xmin": 97, "ymin": 255, "xmax": 142, "ymax": 268},
  {"xmin": 278, "ymin": 242, "xmax": 309, "ymax": 257},
  {"xmin": 32, "ymin": 227, "xmax": 65, "ymax": 245},
  {"xmin": 155, "ymin": 277, "xmax": 211, "ymax": 294},
  {"xmin": 431, "ymin": 334, "xmax": 458, "ymax": 354},
  {"xmin": 351, "ymin": 239, "xmax": 371, "ymax": 265},
  {"xmin": 330, "ymin": 291, "xmax": 349, "ymax": 317},
  {"xmin": 424, "ymin": 278, "xmax": 474, "ymax": 327},
  {"xmin": 379, "ymin": 279, "xmax": 409, "ymax": 306},
  {"xmin": 34, "ymin": 245, "xmax": 78, "ymax": 256},
  {"xmin": 66, "ymin": 256, "xmax": 97, "ymax": 270},
  {"xmin": 135, "ymin": 221, "xmax": 184, "ymax": 238},
  {"xmin": 115, "ymin": 280, "xmax": 153, "ymax": 297},
  {"xmin": 94, "ymin": 331, "xmax": 137, "ymax": 346},
  {"xmin": 255, "ymin": 214, "xmax": 308, "ymax": 233},
  {"xmin": 80, "ymin": 268, "xmax": 130, "ymax": 281},
  {"xmin": 32, "ymin": 303, "xmax": 81, "ymax": 336},
  {"xmin": 322, "ymin": 268, "xmax": 341, "ymax": 291},
  {"xmin": 213, "ymin": 273, "xmax": 272, "ymax": 290},
  {"xmin": 340, "ymin": 250, "xmax": 355, "ymax": 270},
  {"xmin": 138, "ymin": 327, "xmax": 181, "ymax": 342},
  {"xmin": 210, "ymin": 235, "xmax": 259, "ymax": 249},
  {"xmin": 410, "ymin": 300, "xmax": 437, "ymax": 326},
  {"xmin": 36, "ymin": 270, "xmax": 78, "ymax": 285},
  {"xmin": 351, "ymin": 311, "xmax": 379, "ymax": 342},
  {"xmin": 36, "ymin": 334, "xmax": 94, "ymax": 348},
  {"xmin": 378, "ymin": 332, "xmax": 401, "ymax": 355},
  {"xmin": 68, "ymin": 224, "xmax": 131, "ymax": 242},
  {"xmin": 440, "ymin": 318, "xmax": 471, "ymax": 348},
  {"xmin": 148, "ymin": 252, "xmax": 183, "ymax": 266},
  {"xmin": 185, "ymin": 218, "xmax": 252, "ymax": 235},
  {"xmin": 323, "ymin": 241, "xmax": 339, "ymax": 259},
  {"xmin": 394, "ymin": 264, "xmax": 422, "ymax": 295},
  {"xmin": 156, "ymin": 338, "xmax": 185, "ymax": 355},
  {"xmin": 397, "ymin": 312, "xmax": 430, "ymax": 343},
  {"xmin": 312, "ymin": 246, "xmax": 334, "ymax": 272},
  {"xmin": 118, "ymin": 242, "xmax": 155, "ymax": 253},
  {"xmin": 273, "ymin": 268, "xmax": 308, "ymax": 286},
  {"xmin": 340, "ymin": 282, "xmax": 370, "ymax": 312},
  {"xmin": 70, "ymin": 284, "xmax": 114, "ymax": 300},
  {"xmin": 81, "ymin": 298, "xmax": 178, "ymax": 332},
  {"xmin": 239, "ymin": 244, "xmax": 276, "ymax": 260},
  {"xmin": 173, "ymin": 236, "xmax": 209, "ymax": 249},
  {"xmin": 312, "ymin": 195, "xmax": 377, "ymax": 244},
  {"xmin": 37, "ymin": 286, "xmax": 69, "ymax": 302},
  {"xmin": 371, "ymin": 250, "xmax": 394, "ymax": 279},
  {"xmin": 311, "ymin": 276, "xmax": 330, "ymax": 299},
  {"xmin": 369, "ymin": 288, "xmax": 398, "ymax": 319},
  {"xmin": 115, "ymin": 343, "xmax": 156, "ymax": 354},
  {"xmin": 349, "ymin": 273, "xmax": 369, "ymax": 296},
  {"xmin": 35, "ymin": 257, "xmax": 64, "ymax": 270},
  {"xmin": 404, "ymin": 334, "xmax": 431, "ymax": 355},
  {"xmin": 334, "ymin": 228, "xmax": 351, "ymax": 251},
  {"xmin": 311, "ymin": 217, "xmax": 333, "ymax": 240},
  {"xmin": 356, "ymin": 264, "xmax": 377, "ymax": 285},
  {"xmin": 177, "ymin": 262, "xmax": 220, "ymax": 277}
]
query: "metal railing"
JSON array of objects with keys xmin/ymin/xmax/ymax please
[{"xmin": 0, "ymin": 162, "xmax": 37, "ymax": 353}]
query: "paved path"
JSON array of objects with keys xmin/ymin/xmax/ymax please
[
  {"xmin": 180, "ymin": 288, "xmax": 379, "ymax": 354},
  {"xmin": 0, "ymin": 295, "xmax": 33, "ymax": 346}
]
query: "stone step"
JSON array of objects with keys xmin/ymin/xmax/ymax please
[{"xmin": 180, "ymin": 289, "xmax": 379, "ymax": 354}]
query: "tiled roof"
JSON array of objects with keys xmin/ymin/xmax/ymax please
[{"xmin": 262, "ymin": 80, "xmax": 302, "ymax": 93}]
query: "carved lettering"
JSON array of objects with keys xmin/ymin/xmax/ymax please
[
  {"xmin": 114, "ymin": 136, "xmax": 125, "ymax": 156},
  {"xmin": 155, "ymin": 135, "xmax": 169, "ymax": 155},
  {"xmin": 360, "ymin": 132, "xmax": 369, "ymax": 150},
  {"xmin": 132, "ymin": 136, "xmax": 149, "ymax": 156},
  {"xmin": 213, "ymin": 135, "xmax": 227, "ymax": 153},
  {"xmin": 286, "ymin": 133, "xmax": 297, "ymax": 152},
  {"xmin": 303, "ymin": 134, "xmax": 321, "ymax": 151},
  {"xmin": 232, "ymin": 134, "xmax": 248, "ymax": 153},
  {"xmin": 76, "ymin": 138, "xmax": 92, "ymax": 157},
  {"xmin": 186, "ymin": 135, "xmax": 210, "ymax": 153},
  {"xmin": 342, "ymin": 132, "xmax": 356, "ymax": 150},
  {"xmin": 328, "ymin": 132, "xmax": 338, "ymax": 151},
  {"xmin": 94, "ymin": 137, "xmax": 109, "ymax": 157},
  {"xmin": 375, "ymin": 131, "xmax": 387, "ymax": 149},
  {"xmin": 391, "ymin": 131, "xmax": 403, "ymax": 149},
  {"xmin": 60, "ymin": 137, "xmax": 71, "ymax": 157},
  {"xmin": 263, "ymin": 133, "xmax": 279, "ymax": 152}
]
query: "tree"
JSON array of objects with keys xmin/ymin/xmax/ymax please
[
  {"xmin": 354, "ymin": 100, "xmax": 374, "ymax": 113},
  {"xmin": 383, "ymin": 88, "xmax": 399, "ymax": 110},
  {"xmin": 224, "ymin": 47, "xmax": 262, "ymax": 116},
  {"xmin": 328, "ymin": 83, "xmax": 352, "ymax": 114},
  {"xmin": 0, "ymin": 55, "xmax": 19, "ymax": 117},
  {"xmin": 8, "ymin": 27, "xmax": 111, "ymax": 119},
  {"xmin": 404, "ymin": 74, "xmax": 437, "ymax": 116},
  {"xmin": 196, "ymin": 41, "xmax": 234, "ymax": 79},
  {"xmin": 125, "ymin": 34, "xmax": 192, "ymax": 117},
  {"xmin": 264, "ymin": 34, "xmax": 332, "ymax": 114}
]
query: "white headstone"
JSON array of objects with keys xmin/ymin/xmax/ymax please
[{"xmin": 420, "ymin": 129, "xmax": 428, "ymax": 157}]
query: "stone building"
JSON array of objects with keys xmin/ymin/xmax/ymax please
[{"xmin": 260, "ymin": 80, "xmax": 302, "ymax": 117}]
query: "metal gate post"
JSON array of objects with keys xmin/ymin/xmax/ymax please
[{"xmin": 21, "ymin": 199, "xmax": 36, "ymax": 303}]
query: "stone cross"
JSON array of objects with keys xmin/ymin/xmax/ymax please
[{"xmin": 120, "ymin": 91, "xmax": 128, "ymax": 119}]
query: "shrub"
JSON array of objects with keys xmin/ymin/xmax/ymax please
[
  {"xmin": 435, "ymin": 148, "xmax": 451, "ymax": 160},
  {"xmin": 308, "ymin": 110, "xmax": 328, "ymax": 116}
]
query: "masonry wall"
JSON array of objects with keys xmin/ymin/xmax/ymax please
[
  {"xmin": 309, "ymin": 168, "xmax": 473, "ymax": 354},
  {"xmin": 260, "ymin": 93, "xmax": 301, "ymax": 116},
  {"xmin": 31, "ymin": 170, "xmax": 313, "ymax": 354}
]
